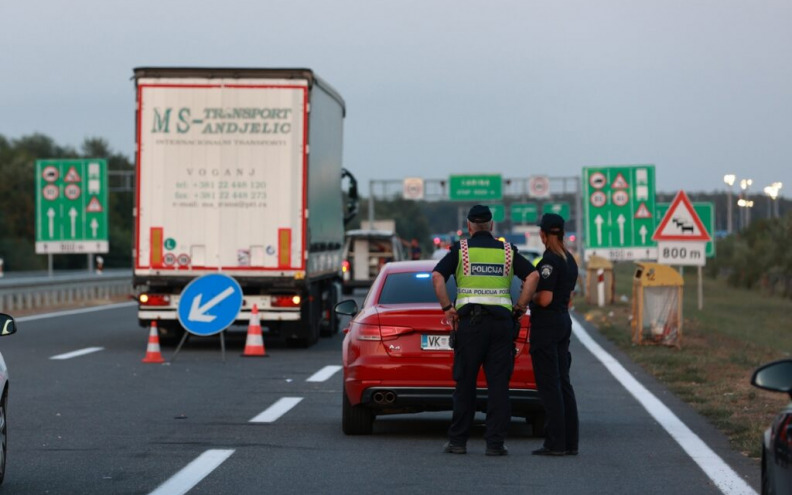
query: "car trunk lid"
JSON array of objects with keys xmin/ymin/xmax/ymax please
[{"xmin": 375, "ymin": 304, "xmax": 454, "ymax": 359}]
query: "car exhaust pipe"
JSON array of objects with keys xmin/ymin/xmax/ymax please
[{"xmin": 372, "ymin": 390, "xmax": 396, "ymax": 405}]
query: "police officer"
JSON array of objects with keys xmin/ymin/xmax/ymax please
[
  {"xmin": 432, "ymin": 205, "xmax": 539, "ymax": 456},
  {"xmin": 529, "ymin": 213, "xmax": 579, "ymax": 456}
]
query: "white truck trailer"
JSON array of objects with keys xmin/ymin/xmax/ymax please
[{"xmin": 132, "ymin": 67, "xmax": 358, "ymax": 346}]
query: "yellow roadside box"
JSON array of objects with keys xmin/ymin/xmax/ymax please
[
  {"xmin": 585, "ymin": 255, "xmax": 614, "ymax": 305},
  {"xmin": 631, "ymin": 262, "xmax": 683, "ymax": 348}
]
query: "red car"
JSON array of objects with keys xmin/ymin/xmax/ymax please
[{"xmin": 335, "ymin": 259, "xmax": 543, "ymax": 435}]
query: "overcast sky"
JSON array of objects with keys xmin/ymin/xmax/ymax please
[{"xmin": 1, "ymin": 0, "xmax": 790, "ymax": 197}]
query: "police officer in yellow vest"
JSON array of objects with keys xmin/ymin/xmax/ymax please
[{"xmin": 432, "ymin": 205, "xmax": 539, "ymax": 456}]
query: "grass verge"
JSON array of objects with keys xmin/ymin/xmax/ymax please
[{"xmin": 575, "ymin": 262, "xmax": 791, "ymax": 459}]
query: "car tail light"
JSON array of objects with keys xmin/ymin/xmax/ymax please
[
  {"xmin": 342, "ymin": 260, "xmax": 350, "ymax": 273},
  {"xmin": 272, "ymin": 295, "xmax": 301, "ymax": 308},
  {"xmin": 139, "ymin": 294, "xmax": 170, "ymax": 306},
  {"xmin": 356, "ymin": 323, "xmax": 382, "ymax": 341}
]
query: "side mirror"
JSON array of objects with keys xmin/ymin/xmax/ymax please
[
  {"xmin": 0, "ymin": 313, "xmax": 17, "ymax": 336},
  {"xmin": 750, "ymin": 359, "xmax": 792, "ymax": 398},
  {"xmin": 334, "ymin": 300, "xmax": 358, "ymax": 317}
]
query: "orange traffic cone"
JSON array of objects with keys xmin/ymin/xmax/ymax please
[
  {"xmin": 142, "ymin": 321, "xmax": 165, "ymax": 363},
  {"xmin": 242, "ymin": 305, "xmax": 268, "ymax": 357}
]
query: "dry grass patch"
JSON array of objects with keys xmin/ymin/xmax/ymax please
[{"xmin": 576, "ymin": 264, "xmax": 790, "ymax": 460}]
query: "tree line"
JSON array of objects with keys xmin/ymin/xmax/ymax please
[{"xmin": 707, "ymin": 214, "xmax": 792, "ymax": 298}]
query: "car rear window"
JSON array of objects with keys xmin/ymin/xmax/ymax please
[
  {"xmin": 378, "ymin": 273, "xmax": 451, "ymax": 304},
  {"xmin": 377, "ymin": 272, "xmax": 524, "ymax": 305}
]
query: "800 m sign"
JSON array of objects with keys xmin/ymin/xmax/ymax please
[{"xmin": 657, "ymin": 241, "xmax": 706, "ymax": 266}]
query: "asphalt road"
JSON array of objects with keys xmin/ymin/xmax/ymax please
[{"xmin": 0, "ymin": 295, "xmax": 760, "ymax": 494}]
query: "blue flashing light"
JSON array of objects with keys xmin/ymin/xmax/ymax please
[{"xmin": 415, "ymin": 273, "xmax": 431, "ymax": 279}]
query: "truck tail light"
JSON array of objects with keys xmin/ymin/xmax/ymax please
[
  {"xmin": 272, "ymin": 295, "xmax": 301, "ymax": 308},
  {"xmin": 139, "ymin": 294, "xmax": 170, "ymax": 306},
  {"xmin": 342, "ymin": 260, "xmax": 350, "ymax": 273}
]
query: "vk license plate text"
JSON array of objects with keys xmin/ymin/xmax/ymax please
[{"xmin": 421, "ymin": 334, "xmax": 452, "ymax": 351}]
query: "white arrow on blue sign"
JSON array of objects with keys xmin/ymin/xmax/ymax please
[{"xmin": 177, "ymin": 274, "xmax": 243, "ymax": 336}]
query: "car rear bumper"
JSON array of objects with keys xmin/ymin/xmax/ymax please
[{"xmin": 358, "ymin": 386, "xmax": 543, "ymax": 417}]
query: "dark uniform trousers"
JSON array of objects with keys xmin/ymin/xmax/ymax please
[
  {"xmin": 448, "ymin": 305, "xmax": 514, "ymax": 448},
  {"xmin": 529, "ymin": 311, "xmax": 579, "ymax": 452}
]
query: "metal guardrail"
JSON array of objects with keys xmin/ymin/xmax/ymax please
[{"xmin": 0, "ymin": 269, "xmax": 132, "ymax": 312}]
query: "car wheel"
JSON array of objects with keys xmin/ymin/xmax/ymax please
[
  {"xmin": 761, "ymin": 452, "xmax": 771, "ymax": 495},
  {"xmin": 342, "ymin": 390, "xmax": 374, "ymax": 435},
  {"xmin": 0, "ymin": 391, "xmax": 7, "ymax": 485}
]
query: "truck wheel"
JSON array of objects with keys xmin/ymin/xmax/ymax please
[{"xmin": 342, "ymin": 390, "xmax": 374, "ymax": 435}]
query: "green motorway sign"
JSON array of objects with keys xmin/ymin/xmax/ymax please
[
  {"xmin": 542, "ymin": 202, "xmax": 570, "ymax": 220},
  {"xmin": 511, "ymin": 203, "xmax": 538, "ymax": 224},
  {"xmin": 449, "ymin": 174, "xmax": 502, "ymax": 201},
  {"xmin": 657, "ymin": 202, "xmax": 715, "ymax": 257},
  {"xmin": 487, "ymin": 204, "xmax": 505, "ymax": 223},
  {"xmin": 582, "ymin": 165, "xmax": 657, "ymax": 261},
  {"xmin": 35, "ymin": 159, "xmax": 109, "ymax": 254}
]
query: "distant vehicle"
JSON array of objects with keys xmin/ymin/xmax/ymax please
[
  {"xmin": 132, "ymin": 67, "xmax": 358, "ymax": 347},
  {"xmin": 750, "ymin": 359, "xmax": 792, "ymax": 494},
  {"xmin": 514, "ymin": 244, "xmax": 542, "ymax": 265},
  {"xmin": 341, "ymin": 230, "xmax": 406, "ymax": 294},
  {"xmin": 0, "ymin": 313, "xmax": 18, "ymax": 485},
  {"xmin": 335, "ymin": 260, "xmax": 543, "ymax": 435}
]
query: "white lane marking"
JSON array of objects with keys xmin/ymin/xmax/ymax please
[
  {"xmin": 17, "ymin": 301, "xmax": 137, "ymax": 322},
  {"xmin": 148, "ymin": 449, "xmax": 234, "ymax": 495},
  {"xmin": 306, "ymin": 365, "xmax": 342, "ymax": 382},
  {"xmin": 571, "ymin": 316, "xmax": 756, "ymax": 495},
  {"xmin": 249, "ymin": 397, "xmax": 303, "ymax": 423},
  {"xmin": 50, "ymin": 347, "xmax": 104, "ymax": 360}
]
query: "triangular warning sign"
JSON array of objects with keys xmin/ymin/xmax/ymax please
[
  {"xmin": 611, "ymin": 173, "xmax": 629, "ymax": 189},
  {"xmin": 64, "ymin": 166, "xmax": 81, "ymax": 183},
  {"xmin": 86, "ymin": 197, "xmax": 103, "ymax": 212},
  {"xmin": 634, "ymin": 202, "xmax": 652, "ymax": 219},
  {"xmin": 652, "ymin": 190, "xmax": 711, "ymax": 241}
]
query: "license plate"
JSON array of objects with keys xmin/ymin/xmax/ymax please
[{"xmin": 421, "ymin": 334, "xmax": 452, "ymax": 351}]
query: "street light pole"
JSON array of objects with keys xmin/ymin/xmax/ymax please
[
  {"xmin": 764, "ymin": 182, "xmax": 783, "ymax": 219},
  {"xmin": 723, "ymin": 174, "xmax": 735, "ymax": 234},
  {"xmin": 739, "ymin": 178, "xmax": 752, "ymax": 230}
]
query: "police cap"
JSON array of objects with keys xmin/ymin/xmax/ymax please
[
  {"xmin": 467, "ymin": 204, "xmax": 492, "ymax": 223},
  {"xmin": 539, "ymin": 213, "xmax": 565, "ymax": 233}
]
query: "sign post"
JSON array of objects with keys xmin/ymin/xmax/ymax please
[
  {"xmin": 510, "ymin": 203, "xmax": 538, "ymax": 224},
  {"xmin": 542, "ymin": 201, "xmax": 570, "ymax": 221},
  {"xmin": 486, "ymin": 204, "xmax": 505, "ymax": 223},
  {"xmin": 174, "ymin": 273, "xmax": 244, "ymax": 361},
  {"xmin": 582, "ymin": 165, "xmax": 657, "ymax": 261},
  {"xmin": 656, "ymin": 202, "xmax": 715, "ymax": 258},
  {"xmin": 449, "ymin": 174, "xmax": 502, "ymax": 201},
  {"xmin": 35, "ymin": 159, "xmax": 109, "ymax": 257},
  {"xmin": 653, "ymin": 191, "xmax": 712, "ymax": 310}
]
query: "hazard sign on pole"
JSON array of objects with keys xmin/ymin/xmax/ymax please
[{"xmin": 653, "ymin": 190, "xmax": 709, "ymax": 266}]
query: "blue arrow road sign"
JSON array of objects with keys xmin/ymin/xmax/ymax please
[{"xmin": 177, "ymin": 274, "xmax": 243, "ymax": 336}]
